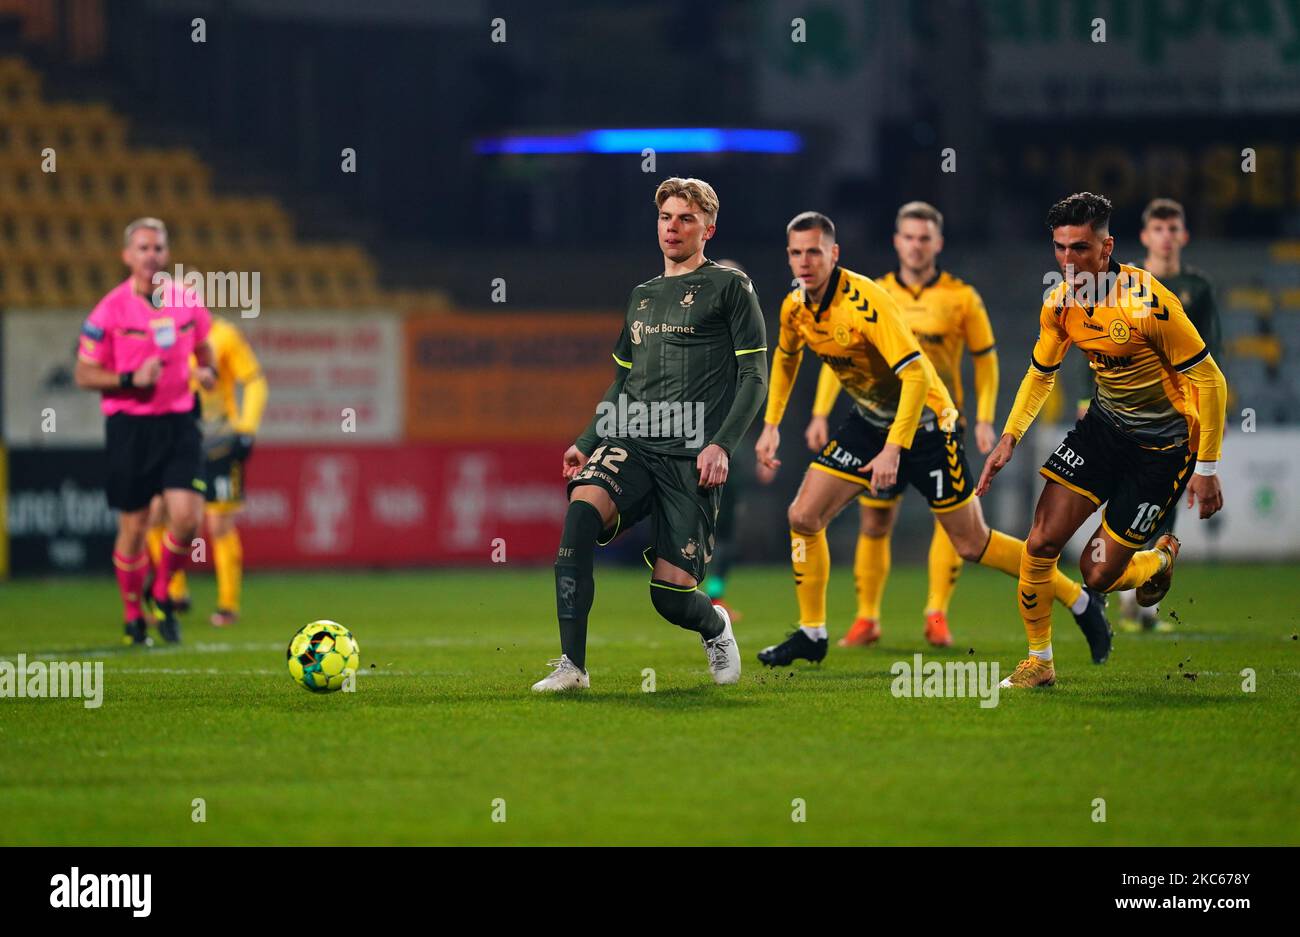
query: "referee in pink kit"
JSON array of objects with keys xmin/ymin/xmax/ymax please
[{"xmin": 75, "ymin": 217, "xmax": 218, "ymax": 645}]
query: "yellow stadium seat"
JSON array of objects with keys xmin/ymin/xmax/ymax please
[
  {"xmin": 1225, "ymin": 287, "xmax": 1274, "ymax": 314},
  {"xmin": 0, "ymin": 58, "xmax": 42, "ymax": 109},
  {"xmin": 1279, "ymin": 288, "xmax": 1300, "ymax": 311},
  {"xmin": 0, "ymin": 57, "xmax": 396, "ymax": 313}
]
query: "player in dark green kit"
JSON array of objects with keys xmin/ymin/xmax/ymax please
[
  {"xmin": 532, "ymin": 177, "xmax": 768, "ymax": 692},
  {"xmin": 1074, "ymin": 198, "xmax": 1220, "ymax": 633}
]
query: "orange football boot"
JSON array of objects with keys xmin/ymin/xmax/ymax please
[
  {"xmin": 838, "ymin": 617, "xmax": 881, "ymax": 647},
  {"xmin": 924, "ymin": 610, "xmax": 953, "ymax": 647}
]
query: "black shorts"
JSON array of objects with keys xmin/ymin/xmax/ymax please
[
  {"xmin": 567, "ymin": 437, "xmax": 719, "ymax": 582},
  {"xmin": 1041, "ymin": 409, "xmax": 1196, "ymax": 549},
  {"xmin": 812, "ymin": 411, "xmax": 974, "ymax": 513},
  {"xmin": 105, "ymin": 412, "xmax": 206, "ymax": 511},
  {"xmin": 203, "ymin": 436, "xmax": 248, "ymax": 508}
]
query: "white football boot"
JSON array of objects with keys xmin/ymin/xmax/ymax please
[
  {"xmin": 531, "ymin": 655, "xmax": 590, "ymax": 693},
  {"xmin": 702, "ymin": 605, "xmax": 741, "ymax": 685}
]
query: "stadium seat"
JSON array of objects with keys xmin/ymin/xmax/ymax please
[
  {"xmin": 0, "ymin": 57, "xmax": 42, "ymax": 108},
  {"xmin": 0, "ymin": 55, "xmax": 401, "ymax": 310}
]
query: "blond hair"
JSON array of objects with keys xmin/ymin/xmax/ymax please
[
  {"xmin": 654, "ymin": 177, "xmax": 719, "ymax": 223},
  {"xmin": 895, "ymin": 201, "xmax": 943, "ymax": 233},
  {"xmin": 123, "ymin": 216, "xmax": 168, "ymax": 247}
]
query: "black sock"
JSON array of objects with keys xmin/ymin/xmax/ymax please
[
  {"xmin": 555, "ymin": 500, "xmax": 602, "ymax": 671},
  {"xmin": 649, "ymin": 579, "xmax": 723, "ymax": 639}
]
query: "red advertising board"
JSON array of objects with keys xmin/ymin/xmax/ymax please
[{"xmin": 237, "ymin": 443, "xmax": 570, "ymax": 567}]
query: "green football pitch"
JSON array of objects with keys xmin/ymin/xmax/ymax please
[{"xmin": 1, "ymin": 563, "xmax": 1297, "ymax": 845}]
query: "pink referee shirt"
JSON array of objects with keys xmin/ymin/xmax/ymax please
[{"xmin": 79, "ymin": 278, "xmax": 212, "ymax": 416}]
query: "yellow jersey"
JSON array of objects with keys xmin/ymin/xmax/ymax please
[
  {"xmin": 1005, "ymin": 260, "xmax": 1226, "ymax": 460},
  {"xmin": 814, "ymin": 267, "xmax": 998, "ymax": 425},
  {"xmin": 192, "ymin": 317, "xmax": 267, "ymax": 437},
  {"xmin": 877, "ymin": 268, "xmax": 996, "ymax": 417},
  {"xmin": 767, "ymin": 265, "xmax": 953, "ymax": 449}
]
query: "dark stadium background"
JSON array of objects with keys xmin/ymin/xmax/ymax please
[{"xmin": 3, "ymin": 0, "xmax": 1299, "ymax": 578}]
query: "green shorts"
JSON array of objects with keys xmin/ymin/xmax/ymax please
[{"xmin": 567, "ymin": 437, "xmax": 720, "ymax": 582}]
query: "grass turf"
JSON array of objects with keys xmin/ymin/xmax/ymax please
[{"xmin": 0, "ymin": 562, "xmax": 1296, "ymax": 845}]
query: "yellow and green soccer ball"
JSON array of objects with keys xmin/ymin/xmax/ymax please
[{"xmin": 286, "ymin": 620, "xmax": 359, "ymax": 693}]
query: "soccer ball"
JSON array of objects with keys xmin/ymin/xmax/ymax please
[{"xmin": 286, "ymin": 620, "xmax": 360, "ymax": 693}]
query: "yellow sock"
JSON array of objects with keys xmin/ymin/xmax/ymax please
[
  {"xmin": 980, "ymin": 530, "xmax": 1083, "ymax": 609},
  {"xmin": 214, "ymin": 528, "xmax": 243, "ymax": 612},
  {"xmin": 146, "ymin": 524, "xmax": 165, "ymax": 571},
  {"xmin": 1018, "ymin": 547, "xmax": 1057, "ymax": 652},
  {"xmin": 854, "ymin": 533, "xmax": 889, "ymax": 620},
  {"xmin": 791, "ymin": 528, "xmax": 830, "ymax": 628},
  {"xmin": 169, "ymin": 567, "xmax": 188, "ymax": 602},
  {"xmin": 1105, "ymin": 548, "xmax": 1164, "ymax": 592},
  {"xmin": 925, "ymin": 519, "xmax": 962, "ymax": 613}
]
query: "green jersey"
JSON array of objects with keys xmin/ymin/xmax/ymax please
[
  {"xmin": 576, "ymin": 259, "xmax": 768, "ymax": 458},
  {"xmin": 1158, "ymin": 265, "xmax": 1219, "ymax": 357}
]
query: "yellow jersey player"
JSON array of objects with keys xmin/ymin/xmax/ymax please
[
  {"xmin": 806, "ymin": 201, "xmax": 998, "ymax": 648},
  {"xmin": 148, "ymin": 315, "xmax": 267, "ymax": 627},
  {"xmin": 754, "ymin": 212, "xmax": 1109, "ymax": 667},
  {"xmin": 977, "ymin": 192, "xmax": 1227, "ymax": 688}
]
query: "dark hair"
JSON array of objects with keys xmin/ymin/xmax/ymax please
[
  {"xmin": 1045, "ymin": 192, "xmax": 1112, "ymax": 234},
  {"xmin": 787, "ymin": 211, "xmax": 836, "ymax": 241},
  {"xmin": 1142, "ymin": 197, "xmax": 1185, "ymax": 226}
]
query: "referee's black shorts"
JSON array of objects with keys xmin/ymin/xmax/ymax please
[{"xmin": 104, "ymin": 412, "xmax": 206, "ymax": 511}]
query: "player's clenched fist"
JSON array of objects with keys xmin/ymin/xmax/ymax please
[
  {"xmin": 696, "ymin": 443, "xmax": 729, "ymax": 489},
  {"xmin": 562, "ymin": 445, "xmax": 588, "ymax": 480},
  {"xmin": 976, "ymin": 433, "xmax": 1016, "ymax": 496}
]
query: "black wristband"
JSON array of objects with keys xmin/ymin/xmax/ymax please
[{"xmin": 119, "ymin": 371, "xmax": 135, "ymax": 388}]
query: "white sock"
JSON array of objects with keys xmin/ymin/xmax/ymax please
[
  {"xmin": 800, "ymin": 624, "xmax": 828, "ymax": 640},
  {"xmin": 1070, "ymin": 590, "xmax": 1090, "ymax": 615},
  {"xmin": 1029, "ymin": 646, "xmax": 1053, "ymax": 661}
]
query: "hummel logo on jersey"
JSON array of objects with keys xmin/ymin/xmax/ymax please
[
  {"xmin": 1081, "ymin": 320, "xmax": 1104, "ymax": 332},
  {"xmin": 637, "ymin": 297, "xmax": 651, "ymax": 311}
]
